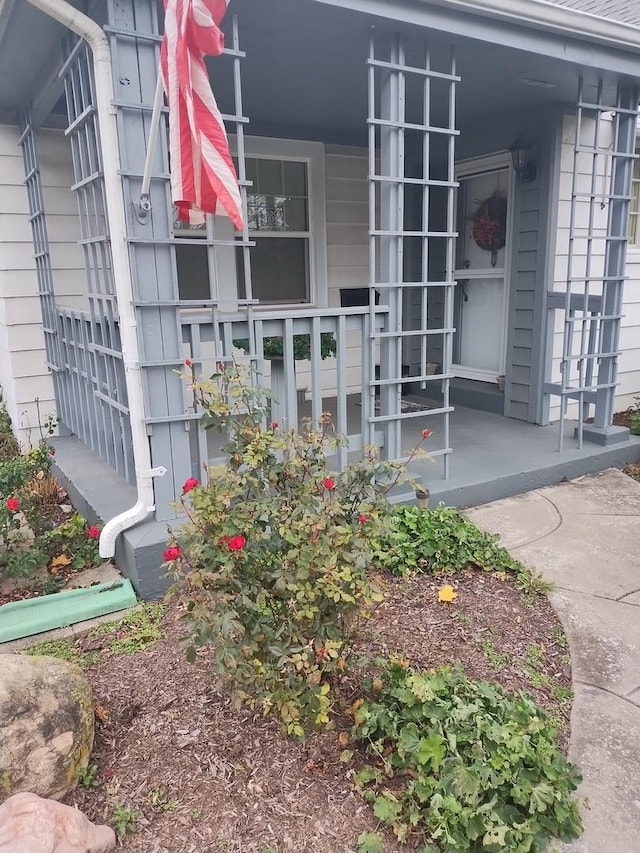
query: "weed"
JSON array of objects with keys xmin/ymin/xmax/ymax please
[
  {"xmin": 110, "ymin": 803, "xmax": 139, "ymax": 838},
  {"xmin": 77, "ymin": 764, "xmax": 100, "ymax": 788},
  {"xmin": 479, "ymin": 636, "xmax": 509, "ymax": 669},
  {"xmin": 551, "ymin": 684, "xmax": 574, "ymax": 702},
  {"xmin": 551, "ymin": 624, "xmax": 569, "ymax": 649},
  {"xmin": 357, "ymin": 832, "xmax": 384, "ymax": 853},
  {"xmin": 516, "ymin": 570, "xmax": 554, "ymax": 597},
  {"xmin": 24, "ymin": 638, "xmax": 97, "ymax": 668},
  {"xmin": 95, "ymin": 603, "xmax": 165, "ymax": 654},
  {"xmin": 149, "ymin": 788, "xmax": 178, "ymax": 812}
]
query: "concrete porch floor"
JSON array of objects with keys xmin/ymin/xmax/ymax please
[{"xmin": 54, "ymin": 402, "xmax": 640, "ymax": 598}]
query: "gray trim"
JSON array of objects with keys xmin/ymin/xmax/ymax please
[{"xmin": 313, "ymin": 0, "xmax": 640, "ymax": 76}]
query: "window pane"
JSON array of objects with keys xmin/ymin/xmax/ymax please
[
  {"xmin": 256, "ymin": 159, "xmax": 283, "ymax": 196},
  {"xmin": 283, "ymin": 161, "xmax": 307, "ymax": 197},
  {"xmin": 244, "ymin": 238, "xmax": 309, "ymax": 303},
  {"xmin": 176, "ymin": 244, "xmax": 210, "ymax": 300},
  {"xmin": 285, "ymin": 197, "xmax": 308, "ymax": 231}
]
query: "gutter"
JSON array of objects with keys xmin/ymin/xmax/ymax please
[
  {"xmin": 24, "ymin": 0, "xmax": 166, "ymax": 559},
  {"xmin": 421, "ymin": 0, "xmax": 640, "ymax": 53}
]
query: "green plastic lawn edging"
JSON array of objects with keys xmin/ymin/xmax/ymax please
[{"xmin": 0, "ymin": 580, "xmax": 138, "ymax": 643}]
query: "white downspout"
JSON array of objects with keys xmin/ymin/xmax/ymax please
[{"xmin": 24, "ymin": 0, "xmax": 166, "ymax": 558}]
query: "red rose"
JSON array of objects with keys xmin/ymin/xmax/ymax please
[
  {"xmin": 270, "ymin": 421, "xmax": 279, "ymax": 429},
  {"xmin": 49, "ymin": 447, "xmax": 55, "ymax": 456},
  {"xmin": 182, "ymin": 477, "xmax": 199, "ymax": 494},
  {"xmin": 227, "ymin": 534, "xmax": 247, "ymax": 552},
  {"xmin": 163, "ymin": 545, "xmax": 181, "ymax": 561},
  {"xmin": 358, "ymin": 514, "xmax": 368, "ymax": 524},
  {"xmin": 422, "ymin": 428, "xmax": 433, "ymax": 439},
  {"xmin": 5, "ymin": 496, "xmax": 19, "ymax": 513},
  {"xmin": 185, "ymin": 358, "xmax": 192, "ymax": 368},
  {"xmin": 323, "ymin": 477, "xmax": 336, "ymax": 490},
  {"xmin": 87, "ymin": 526, "xmax": 100, "ymax": 539}
]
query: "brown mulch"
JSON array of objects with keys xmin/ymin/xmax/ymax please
[
  {"xmin": 67, "ymin": 571, "xmax": 572, "ymax": 853},
  {"xmin": 623, "ymin": 462, "xmax": 640, "ymax": 482}
]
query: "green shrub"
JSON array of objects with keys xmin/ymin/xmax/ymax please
[
  {"xmin": 43, "ymin": 513, "xmax": 101, "ymax": 570},
  {"xmin": 629, "ymin": 396, "xmax": 640, "ymax": 435},
  {"xmin": 167, "ymin": 364, "xmax": 426, "ymax": 737},
  {"xmin": 351, "ymin": 658, "xmax": 583, "ymax": 852},
  {"xmin": 372, "ymin": 504, "xmax": 522, "ymax": 576}
]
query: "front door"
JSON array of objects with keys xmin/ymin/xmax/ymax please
[{"xmin": 453, "ymin": 156, "xmax": 512, "ymax": 381}]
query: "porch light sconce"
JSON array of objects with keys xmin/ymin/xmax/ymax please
[{"xmin": 508, "ymin": 134, "xmax": 537, "ymax": 184}]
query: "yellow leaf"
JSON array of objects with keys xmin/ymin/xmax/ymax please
[
  {"xmin": 438, "ymin": 584, "xmax": 458, "ymax": 603},
  {"xmin": 338, "ymin": 731, "xmax": 350, "ymax": 747},
  {"xmin": 51, "ymin": 554, "xmax": 71, "ymax": 568}
]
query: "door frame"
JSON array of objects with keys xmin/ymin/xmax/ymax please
[{"xmin": 453, "ymin": 152, "xmax": 515, "ymax": 382}]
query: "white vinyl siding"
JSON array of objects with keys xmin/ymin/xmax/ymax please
[{"xmin": 0, "ymin": 124, "xmax": 84, "ymax": 443}]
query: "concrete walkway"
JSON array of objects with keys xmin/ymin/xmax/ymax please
[{"xmin": 465, "ymin": 468, "xmax": 640, "ymax": 853}]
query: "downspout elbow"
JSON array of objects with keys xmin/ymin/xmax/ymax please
[{"xmin": 98, "ymin": 465, "xmax": 167, "ymax": 559}]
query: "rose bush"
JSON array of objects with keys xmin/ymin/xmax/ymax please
[{"xmin": 166, "ymin": 363, "xmax": 429, "ymax": 736}]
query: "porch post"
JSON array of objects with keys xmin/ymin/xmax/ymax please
[
  {"xmin": 376, "ymin": 35, "xmax": 404, "ymax": 461},
  {"xmin": 104, "ymin": 0, "xmax": 193, "ymax": 519},
  {"xmin": 589, "ymin": 84, "xmax": 639, "ymax": 438}
]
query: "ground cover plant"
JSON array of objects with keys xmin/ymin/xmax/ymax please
[{"xmin": 0, "ymin": 395, "xmax": 102, "ymax": 602}]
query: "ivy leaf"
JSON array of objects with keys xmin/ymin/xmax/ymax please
[
  {"xmin": 483, "ymin": 824, "xmax": 509, "ymax": 847},
  {"xmin": 397, "ymin": 722, "xmax": 421, "ymax": 759},
  {"xmin": 373, "ymin": 793, "xmax": 402, "ymax": 824},
  {"xmin": 416, "ymin": 733, "xmax": 447, "ymax": 771},
  {"xmin": 357, "ymin": 831, "xmax": 384, "ymax": 853},
  {"xmin": 438, "ymin": 584, "xmax": 458, "ymax": 603}
]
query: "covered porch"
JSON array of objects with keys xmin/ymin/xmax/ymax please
[{"xmin": 1, "ymin": 0, "xmax": 639, "ymax": 592}]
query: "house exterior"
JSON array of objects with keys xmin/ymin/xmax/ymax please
[{"xmin": 0, "ymin": 0, "xmax": 639, "ymax": 596}]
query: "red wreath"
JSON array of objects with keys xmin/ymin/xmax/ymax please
[{"xmin": 471, "ymin": 193, "xmax": 507, "ymax": 267}]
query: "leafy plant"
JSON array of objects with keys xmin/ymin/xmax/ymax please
[
  {"xmin": 93, "ymin": 603, "xmax": 165, "ymax": 654},
  {"xmin": 233, "ymin": 333, "xmax": 337, "ymax": 361},
  {"xmin": 626, "ymin": 395, "xmax": 640, "ymax": 435},
  {"xmin": 25, "ymin": 637, "xmax": 99, "ymax": 668},
  {"xmin": 42, "ymin": 513, "xmax": 101, "ymax": 571},
  {"xmin": 110, "ymin": 803, "xmax": 139, "ymax": 838},
  {"xmin": 149, "ymin": 787, "xmax": 178, "ymax": 811},
  {"xmin": 372, "ymin": 504, "xmax": 522, "ymax": 577},
  {"xmin": 167, "ymin": 363, "xmax": 427, "ymax": 737},
  {"xmin": 78, "ymin": 763, "xmax": 100, "ymax": 788},
  {"xmin": 350, "ymin": 658, "xmax": 583, "ymax": 852}
]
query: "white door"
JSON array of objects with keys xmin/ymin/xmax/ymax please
[{"xmin": 453, "ymin": 156, "xmax": 513, "ymax": 381}]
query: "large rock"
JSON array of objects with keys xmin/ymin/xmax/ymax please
[
  {"xmin": 0, "ymin": 655, "xmax": 94, "ymax": 801},
  {"xmin": 0, "ymin": 792, "xmax": 115, "ymax": 853}
]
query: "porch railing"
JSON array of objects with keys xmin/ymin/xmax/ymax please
[
  {"xmin": 55, "ymin": 308, "xmax": 135, "ymax": 483},
  {"xmin": 181, "ymin": 306, "xmax": 386, "ymax": 475}
]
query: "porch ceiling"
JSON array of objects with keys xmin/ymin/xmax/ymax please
[
  {"xmin": 0, "ymin": 0, "xmax": 632, "ymax": 126},
  {"xmin": 214, "ymin": 0, "xmax": 622, "ymax": 146}
]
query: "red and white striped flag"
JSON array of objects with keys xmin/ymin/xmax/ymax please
[{"xmin": 160, "ymin": 0, "xmax": 244, "ymax": 230}]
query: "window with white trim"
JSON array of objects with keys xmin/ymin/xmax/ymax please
[
  {"xmin": 174, "ymin": 138, "xmax": 327, "ymax": 307},
  {"xmin": 629, "ymin": 145, "xmax": 640, "ymax": 247},
  {"xmin": 238, "ymin": 156, "xmax": 311, "ymax": 304}
]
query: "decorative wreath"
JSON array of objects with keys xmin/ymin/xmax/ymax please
[{"xmin": 471, "ymin": 192, "xmax": 507, "ymax": 267}]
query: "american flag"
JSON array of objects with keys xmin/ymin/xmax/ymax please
[{"xmin": 160, "ymin": 0, "xmax": 244, "ymax": 230}]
